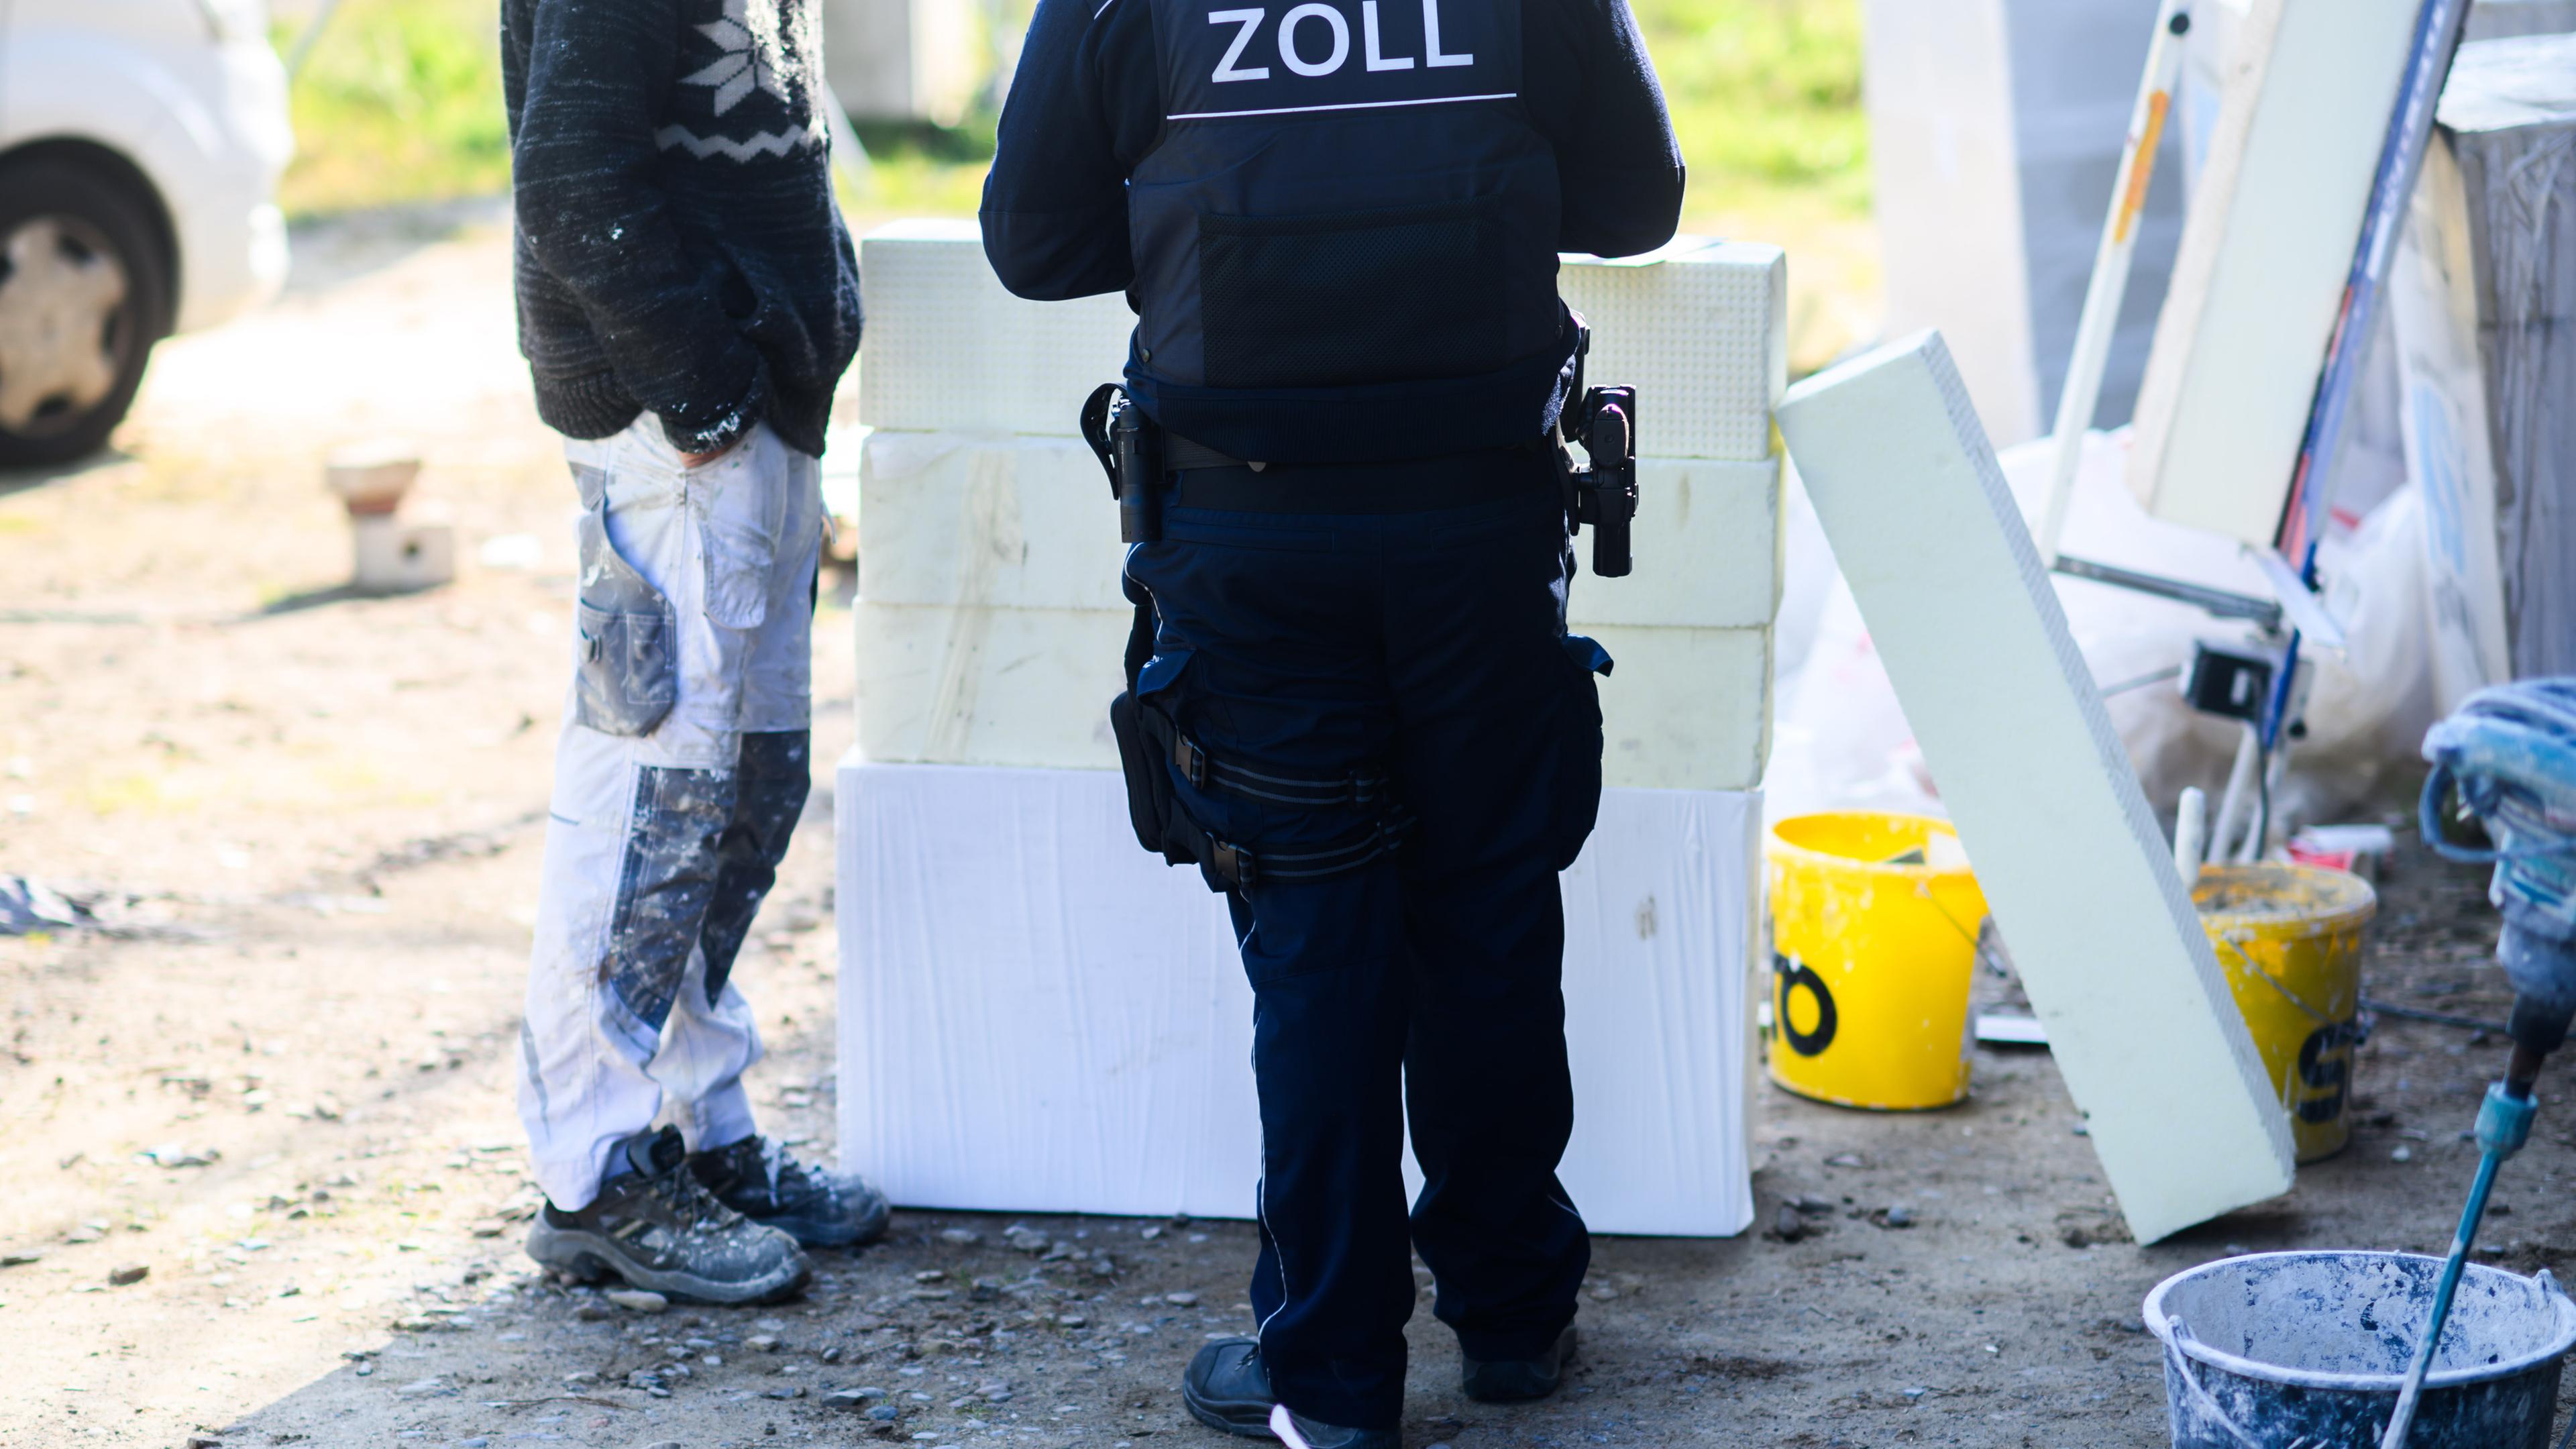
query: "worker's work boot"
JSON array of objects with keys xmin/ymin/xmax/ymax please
[
  {"xmin": 687, "ymin": 1134, "xmax": 890, "ymax": 1248},
  {"xmin": 1183, "ymin": 1338, "xmax": 1400, "ymax": 1449},
  {"xmin": 1462, "ymin": 1324, "xmax": 1579, "ymax": 1403},
  {"xmin": 525, "ymin": 1126, "xmax": 810, "ymax": 1305}
]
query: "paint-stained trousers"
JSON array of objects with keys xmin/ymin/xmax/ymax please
[
  {"xmin": 1123, "ymin": 451, "xmax": 1603, "ymax": 1430},
  {"xmin": 518, "ymin": 417, "xmax": 824, "ymax": 1212}
]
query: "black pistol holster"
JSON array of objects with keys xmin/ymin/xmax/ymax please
[
  {"xmin": 1081, "ymin": 383, "xmax": 1164, "ymax": 544},
  {"xmin": 1557, "ymin": 316, "xmax": 1640, "ymax": 580}
]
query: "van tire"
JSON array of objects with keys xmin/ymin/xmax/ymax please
[{"xmin": 0, "ymin": 155, "xmax": 172, "ymax": 470}]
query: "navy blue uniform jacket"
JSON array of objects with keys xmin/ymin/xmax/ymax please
[{"xmin": 979, "ymin": 0, "xmax": 1686, "ymax": 463}]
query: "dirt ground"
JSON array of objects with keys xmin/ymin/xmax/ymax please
[{"xmin": 3, "ymin": 206, "xmax": 2571, "ymax": 1449}]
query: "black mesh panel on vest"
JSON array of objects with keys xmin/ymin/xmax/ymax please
[{"xmin": 1198, "ymin": 199, "xmax": 1506, "ymax": 390}]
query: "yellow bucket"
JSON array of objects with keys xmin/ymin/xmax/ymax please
[
  {"xmin": 1766, "ymin": 812, "xmax": 1990, "ymax": 1110},
  {"xmin": 2194, "ymin": 864, "xmax": 2377, "ymax": 1164}
]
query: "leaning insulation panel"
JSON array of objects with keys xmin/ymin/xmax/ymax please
[{"xmin": 1780, "ymin": 330, "xmax": 2296, "ymax": 1243}]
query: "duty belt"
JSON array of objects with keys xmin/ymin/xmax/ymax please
[
  {"xmin": 1081, "ymin": 312, "xmax": 1639, "ymax": 574},
  {"xmin": 1163, "ymin": 434, "xmax": 1264, "ymax": 474}
]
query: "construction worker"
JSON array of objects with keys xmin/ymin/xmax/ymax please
[
  {"xmin": 983, "ymin": 1, "xmax": 1683, "ymax": 1444},
  {"xmin": 500, "ymin": 0, "xmax": 884, "ymax": 1303}
]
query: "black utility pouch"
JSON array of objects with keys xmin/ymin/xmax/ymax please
[
  {"xmin": 570, "ymin": 480, "xmax": 678, "ymax": 738},
  {"xmin": 1109, "ymin": 688, "xmax": 1181, "ymax": 861},
  {"xmin": 1548, "ymin": 633, "xmax": 1615, "ymax": 871}
]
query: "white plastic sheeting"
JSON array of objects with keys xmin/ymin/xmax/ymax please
[{"xmin": 835, "ymin": 761, "xmax": 1759, "ymax": 1237}]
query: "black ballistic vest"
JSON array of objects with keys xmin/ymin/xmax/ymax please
[{"xmin": 1125, "ymin": 0, "xmax": 1570, "ymax": 461}]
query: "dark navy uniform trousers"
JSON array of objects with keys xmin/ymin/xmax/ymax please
[{"xmin": 1123, "ymin": 447, "xmax": 1603, "ymax": 1430}]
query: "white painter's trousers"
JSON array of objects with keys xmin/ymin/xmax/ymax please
[{"xmin": 518, "ymin": 417, "xmax": 824, "ymax": 1211}]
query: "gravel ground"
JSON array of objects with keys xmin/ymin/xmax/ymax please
[{"xmin": 4, "ymin": 205, "xmax": 2573, "ymax": 1449}]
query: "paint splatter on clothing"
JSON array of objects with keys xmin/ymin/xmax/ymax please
[{"xmin": 519, "ymin": 417, "xmax": 825, "ymax": 1211}]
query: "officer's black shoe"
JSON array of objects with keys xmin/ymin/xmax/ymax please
[
  {"xmin": 1182, "ymin": 1338, "xmax": 1400, "ymax": 1449},
  {"xmin": 687, "ymin": 1134, "xmax": 891, "ymax": 1249},
  {"xmin": 525, "ymin": 1126, "xmax": 810, "ymax": 1305},
  {"xmin": 1462, "ymin": 1324, "xmax": 1579, "ymax": 1403}
]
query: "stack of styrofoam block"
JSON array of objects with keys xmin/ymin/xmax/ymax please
[
  {"xmin": 853, "ymin": 222, "xmax": 1784, "ymax": 786},
  {"xmin": 840, "ymin": 220, "xmax": 1785, "ymax": 1235}
]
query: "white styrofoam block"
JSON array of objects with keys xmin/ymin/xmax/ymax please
[
  {"xmin": 859, "ymin": 220, "xmax": 1136, "ymax": 439},
  {"xmin": 1545, "ymin": 783, "xmax": 1760, "ymax": 1236},
  {"xmin": 859, "ymin": 433, "xmax": 1129, "ymax": 613},
  {"xmin": 1556, "ymin": 239, "xmax": 1786, "ymax": 462},
  {"xmin": 1779, "ymin": 331, "xmax": 2296, "ymax": 1243},
  {"xmin": 860, "ymin": 429, "xmax": 1781, "ymax": 630},
  {"xmin": 1567, "ymin": 456, "xmax": 1782, "ymax": 630},
  {"xmin": 859, "ymin": 223, "xmax": 1782, "ymax": 459},
  {"xmin": 1577, "ymin": 626, "xmax": 1774, "ymax": 792},
  {"xmin": 2128, "ymin": 0, "xmax": 2423, "ymax": 546},
  {"xmin": 859, "ymin": 598, "xmax": 1772, "ymax": 786},
  {"xmin": 835, "ymin": 759, "xmax": 1757, "ymax": 1236},
  {"xmin": 857, "ymin": 602, "xmax": 1128, "ymax": 769}
]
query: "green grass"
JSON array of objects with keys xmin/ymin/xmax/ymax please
[
  {"xmin": 276, "ymin": 0, "xmax": 1875, "ymax": 364},
  {"xmin": 278, "ymin": 0, "xmax": 1868, "ymax": 222},
  {"xmin": 1644, "ymin": 0, "xmax": 1869, "ymax": 219},
  {"xmin": 278, "ymin": 0, "xmax": 510, "ymax": 217}
]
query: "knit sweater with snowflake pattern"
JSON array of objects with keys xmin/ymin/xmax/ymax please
[{"xmin": 502, "ymin": 0, "xmax": 859, "ymax": 458}]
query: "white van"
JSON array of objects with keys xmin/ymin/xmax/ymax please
[{"xmin": 0, "ymin": 0, "xmax": 292, "ymax": 466}]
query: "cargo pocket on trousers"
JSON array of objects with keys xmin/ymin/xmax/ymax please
[
  {"xmin": 573, "ymin": 501, "xmax": 678, "ymax": 737},
  {"xmin": 1550, "ymin": 633, "xmax": 1613, "ymax": 871},
  {"xmin": 695, "ymin": 448, "xmax": 776, "ymax": 631}
]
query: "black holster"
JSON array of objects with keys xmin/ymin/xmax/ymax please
[
  {"xmin": 1557, "ymin": 317, "xmax": 1641, "ymax": 579},
  {"xmin": 1081, "ymin": 383, "xmax": 1164, "ymax": 543},
  {"xmin": 1108, "ymin": 578, "xmax": 1195, "ymax": 872}
]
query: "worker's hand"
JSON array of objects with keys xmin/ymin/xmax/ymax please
[{"xmin": 680, "ymin": 437, "xmax": 741, "ymax": 470}]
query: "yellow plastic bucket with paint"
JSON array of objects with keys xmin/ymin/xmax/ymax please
[
  {"xmin": 2194, "ymin": 864, "xmax": 2376, "ymax": 1164},
  {"xmin": 1766, "ymin": 812, "xmax": 1990, "ymax": 1110}
]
